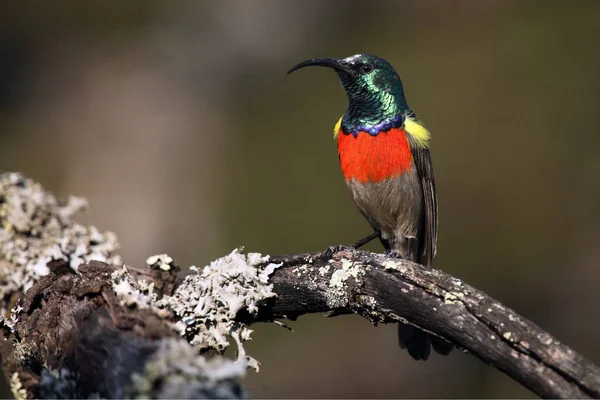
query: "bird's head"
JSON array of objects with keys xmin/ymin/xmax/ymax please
[{"xmin": 288, "ymin": 54, "xmax": 409, "ymax": 127}]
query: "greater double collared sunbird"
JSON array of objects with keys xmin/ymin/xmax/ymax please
[{"xmin": 288, "ymin": 54, "xmax": 452, "ymax": 360}]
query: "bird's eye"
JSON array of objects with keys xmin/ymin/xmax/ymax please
[{"xmin": 360, "ymin": 64, "xmax": 374, "ymax": 73}]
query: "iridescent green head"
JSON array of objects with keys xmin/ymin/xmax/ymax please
[{"xmin": 288, "ymin": 54, "xmax": 411, "ymax": 133}]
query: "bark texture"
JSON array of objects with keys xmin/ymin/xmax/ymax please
[
  {"xmin": 251, "ymin": 250, "xmax": 600, "ymax": 399},
  {"xmin": 2, "ymin": 171, "xmax": 599, "ymax": 399}
]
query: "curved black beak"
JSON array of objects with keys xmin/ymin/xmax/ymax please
[{"xmin": 287, "ymin": 58, "xmax": 355, "ymax": 76}]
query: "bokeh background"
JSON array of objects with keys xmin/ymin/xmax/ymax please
[{"xmin": 2, "ymin": 0, "xmax": 600, "ymax": 398}]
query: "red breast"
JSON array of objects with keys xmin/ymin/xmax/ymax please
[{"xmin": 337, "ymin": 127, "xmax": 413, "ymax": 183}]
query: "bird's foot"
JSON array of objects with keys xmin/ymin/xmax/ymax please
[
  {"xmin": 319, "ymin": 244, "xmax": 354, "ymax": 260},
  {"xmin": 385, "ymin": 249, "xmax": 405, "ymax": 259},
  {"xmin": 316, "ymin": 232, "xmax": 379, "ymax": 261}
]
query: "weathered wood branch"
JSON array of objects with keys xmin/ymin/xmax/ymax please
[
  {"xmin": 247, "ymin": 250, "xmax": 600, "ymax": 399},
  {"xmin": 1, "ymin": 171, "xmax": 600, "ymax": 399},
  {"xmin": 0, "ymin": 173, "xmax": 253, "ymax": 399},
  {"xmin": 1, "ymin": 260, "xmax": 248, "ymax": 399}
]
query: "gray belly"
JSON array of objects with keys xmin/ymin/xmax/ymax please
[{"xmin": 345, "ymin": 171, "xmax": 423, "ymax": 254}]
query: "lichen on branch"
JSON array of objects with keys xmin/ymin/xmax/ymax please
[
  {"xmin": 0, "ymin": 171, "xmax": 281, "ymax": 398},
  {"xmin": 2, "ymin": 171, "xmax": 600, "ymax": 399},
  {"xmin": 0, "ymin": 172, "xmax": 121, "ymax": 314},
  {"xmin": 112, "ymin": 248, "xmax": 281, "ymax": 370}
]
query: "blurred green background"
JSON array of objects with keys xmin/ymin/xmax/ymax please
[{"xmin": 1, "ymin": 0, "xmax": 599, "ymax": 398}]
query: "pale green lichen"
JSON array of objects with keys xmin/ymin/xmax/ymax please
[
  {"xmin": 1, "ymin": 172, "xmax": 279, "ymax": 392},
  {"xmin": 0, "ymin": 172, "xmax": 122, "ymax": 316},
  {"xmin": 356, "ymin": 294, "xmax": 388, "ymax": 325},
  {"xmin": 451, "ymin": 277, "xmax": 463, "ymax": 286},
  {"xmin": 155, "ymin": 249, "xmax": 281, "ymax": 371},
  {"xmin": 292, "ymin": 264, "xmax": 309, "ymax": 277},
  {"xmin": 381, "ymin": 259, "xmax": 408, "ymax": 272},
  {"xmin": 111, "ymin": 249, "xmax": 281, "ymax": 372},
  {"xmin": 2, "ymin": 302, "xmax": 22, "ymax": 333},
  {"xmin": 443, "ymin": 291, "xmax": 465, "ymax": 304},
  {"xmin": 10, "ymin": 372, "xmax": 26, "ymax": 400},
  {"xmin": 361, "ymin": 295, "xmax": 378, "ymax": 308},
  {"xmin": 146, "ymin": 254, "xmax": 174, "ymax": 271},
  {"xmin": 318, "ymin": 265, "xmax": 330, "ymax": 276},
  {"xmin": 111, "ymin": 267, "xmax": 160, "ymax": 309},
  {"xmin": 127, "ymin": 338, "xmax": 248, "ymax": 399},
  {"xmin": 329, "ymin": 259, "xmax": 363, "ymax": 289},
  {"xmin": 327, "ymin": 259, "xmax": 366, "ymax": 308}
]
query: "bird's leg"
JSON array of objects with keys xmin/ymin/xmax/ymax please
[
  {"xmin": 351, "ymin": 231, "xmax": 380, "ymax": 249},
  {"xmin": 319, "ymin": 231, "xmax": 380, "ymax": 259},
  {"xmin": 405, "ymin": 236, "xmax": 418, "ymax": 261},
  {"xmin": 405, "ymin": 240, "xmax": 413, "ymax": 260},
  {"xmin": 385, "ymin": 236, "xmax": 417, "ymax": 260}
]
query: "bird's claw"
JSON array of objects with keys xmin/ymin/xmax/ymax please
[
  {"xmin": 321, "ymin": 244, "xmax": 354, "ymax": 259},
  {"xmin": 384, "ymin": 249, "xmax": 405, "ymax": 259}
]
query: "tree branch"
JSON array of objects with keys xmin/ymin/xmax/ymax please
[
  {"xmin": 0, "ymin": 172, "xmax": 252, "ymax": 399},
  {"xmin": 1, "ymin": 260, "xmax": 247, "ymax": 399},
  {"xmin": 2, "ymin": 171, "xmax": 599, "ymax": 399},
  {"xmin": 246, "ymin": 250, "xmax": 600, "ymax": 399}
]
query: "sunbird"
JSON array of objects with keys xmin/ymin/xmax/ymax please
[{"xmin": 288, "ymin": 54, "xmax": 452, "ymax": 360}]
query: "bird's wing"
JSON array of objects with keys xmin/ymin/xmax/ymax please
[{"xmin": 412, "ymin": 145, "xmax": 437, "ymax": 266}]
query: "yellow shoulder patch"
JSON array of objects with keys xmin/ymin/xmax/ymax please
[
  {"xmin": 333, "ymin": 116, "xmax": 343, "ymax": 139},
  {"xmin": 404, "ymin": 117, "xmax": 431, "ymax": 148}
]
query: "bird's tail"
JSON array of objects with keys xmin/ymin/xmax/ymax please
[
  {"xmin": 380, "ymin": 236, "xmax": 453, "ymax": 361},
  {"xmin": 397, "ymin": 324, "xmax": 453, "ymax": 360}
]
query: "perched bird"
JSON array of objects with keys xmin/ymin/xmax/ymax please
[{"xmin": 288, "ymin": 54, "xmax": 452, "ymax": 360}]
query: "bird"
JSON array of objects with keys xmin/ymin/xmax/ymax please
[{"xmin": 288, "ymin": 54, "xmax": 452, "ymax": 360}]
